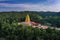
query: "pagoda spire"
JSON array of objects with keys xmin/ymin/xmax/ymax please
[{"xmin": 25, "ymin": 14, "xmax": 30, "ymax": 22}]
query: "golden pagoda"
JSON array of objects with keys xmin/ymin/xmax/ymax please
[
  {"xmin": 18, "ymin": 14, "xmax": 42, "ymax": 28},
  {"xmin": 18, "ymin": 14, "xmax": 47, "ymax": 28},
  {"xmin": 25, "ymin": 14, "xmax": 30, "ymax": 23},
  {"xmin": 19, "ymin": 14, "xmax": 31, "ymax": 26}
]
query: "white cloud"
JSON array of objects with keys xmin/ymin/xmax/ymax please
[{"xmin": 0, "ymin": 1, "xmax": 60, "ymax": 12}]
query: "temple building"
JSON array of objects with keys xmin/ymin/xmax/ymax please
[
  {"xmin": 18, "ymin": 14, "xmax": 42, "ymax": 27},
  {"xmin": 18, "ymin": 14, "xmax": 49, "ymax": 29},
  {"xmin": 19, "ymin": 14, "xmax": 31, "ymax": 26},
  {"xmin": 18, "ymin": 14, "xmax": 48, "ymax": 28}
]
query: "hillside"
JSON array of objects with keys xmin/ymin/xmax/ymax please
[
  {"xmin": 0, "ymin": 11, "xmax": 60, "ymax": 27},
  {"xmin": 0, "ymin": 11, "xmax": 60, "ymax": 40}
]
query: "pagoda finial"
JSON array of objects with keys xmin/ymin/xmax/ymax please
[{"xmin": 25, "ymin": 14, "xmax": 30, "ymax": 22}]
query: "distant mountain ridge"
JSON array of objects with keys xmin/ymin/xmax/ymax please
[{"xmin": 0, "ymin": 11, "xmax": 60, "ymax": 17}]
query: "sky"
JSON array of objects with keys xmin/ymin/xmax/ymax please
[{"xmin": 0, "ymin": 0, "xmax": 60, "ymax": 12}]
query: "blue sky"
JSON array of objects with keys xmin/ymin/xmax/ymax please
[{"xmin": 0, "ymin": 0, "xmax": 60, "ymax": 12}]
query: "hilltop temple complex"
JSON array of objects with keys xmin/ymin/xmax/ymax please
[{"xmin": 18, "ymin": 14, "xmax": 48, "ymax": 28}]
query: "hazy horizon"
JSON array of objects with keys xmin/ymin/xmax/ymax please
[{"xmin": 0, "ymin": 0, "xmax": 60, "ymax": 12}]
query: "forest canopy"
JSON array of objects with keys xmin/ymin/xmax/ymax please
[
  {"xmin": 0, "ymin": 11, "xmax": 60, "ymax": 27},
  {"xmin": 0, "ymin": 11, "xmax": 60, "ymax": 40}
]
